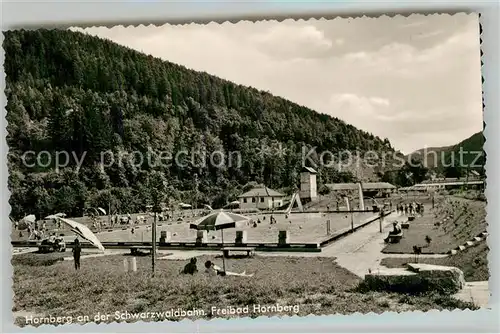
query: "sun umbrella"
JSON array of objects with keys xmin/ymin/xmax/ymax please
[
  {"xmin": 22, "ymin": 214, "xmax": 36, "ymax": 224},
  {"xmin": 203, "ymin": 204, "xmax": 214, "ymax": 211},
  {"xmin": 97, "ymin": 207, "xmax": 106, "ymax": 215},
  {"xmin": 45, "ymin": 213, "xmax": 66, "ymax": 219},
  {"xmin": 190, "ymin": 211, "xmax": 250, "ymax": 272},
  {"xmin": 58, "ymin": 218, "xmax": 105, "ymax": 251},
  {"xmin": 189, "ymin": 211, "xmax": 249, "ymax": 231},
  {"xmin": 179, "ymin": 203, "xmax": 192, "ymax": 209}
]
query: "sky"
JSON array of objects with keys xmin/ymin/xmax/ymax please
[{"xmin": 76, "ymin": 13, "xmax": 483, "ymax": 154}]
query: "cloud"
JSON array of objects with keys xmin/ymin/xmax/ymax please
[
  {"xmin": 249, "ymin": 24, "xmax": 333, "ymax": 59},
  {"xmin": 414, "ymin": 30, "xmax": 445, "ymax": 39},
  {"xmin": 369, "ymin": 97, "xmax": 390, "ymax": 107},
  {"xmin": 342, "ymin": 19, "xmax": 480, "ymax": 78},
  {"xmin": 325, "ymin": 94, "xmax": 393, "ymax": 130},
  {"xmin": 329, "ymin": 94, "xmax": 390, "ymax": 113},
  {"xmin": 400, "ymin": 20, "xmax": 427, "ymax": 28},
  {"xmin": 335, "ymin": 38, "xmax": 345, "ymax": 46},
  {"xmin": 76, "ymin": 14, "xmax": 482, "ymax": 155}
]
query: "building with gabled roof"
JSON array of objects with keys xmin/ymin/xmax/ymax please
[
  {"xmin": 238, "ymin": 186, "xmax": 285, "ymax": 210},
  {"xmin": 325, "ymin": 182, "xmax": 396, "ymax": 198}
]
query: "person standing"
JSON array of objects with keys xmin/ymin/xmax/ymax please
[{"xmin": 72, "ymin": 238, "xmax": 82, "ymax": 270}]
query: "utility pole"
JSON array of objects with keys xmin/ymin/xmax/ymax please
[
  {"xmin": 108, "ymin": 200, "xmax": 111, "ymax": 227},
  {"xmin": 152, "ymin": 211, "xmax": 156, "ymax": 277},
  {"xmin": 379, "ymin": 208, "xmax": 384, "ymax": 233},
  {"xmin": 350, "ymin": 211, "xmax": 354, "ymax": 233},
  {"xmin": 349, "ymin": 197, "xmax": 354, "ymax": 233},
  {"xmin": 194, "ymin": 173, "xmax": 199, "ymax": 215},
  {"xmin": 464, "ymin": 159, "xmax": 470, "ymax": 191},
  {"xmin": 150, "ymin": 176, "xmax": 165, "ymax": 278}
]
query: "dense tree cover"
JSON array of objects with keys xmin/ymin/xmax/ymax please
[
  {"xmin": 441, "ymin": 132, "xmax": 485, "ymax": 178},
  {"xmin": 407, "ymin": 131, "xmax": 485, "ymax": 180},
  {"xmin": 4, "ymin": 29, "xmax": 393, "ymax": 219},
  {"xmin": 380, "ymin": 159, "xmax": 429, "ymax": 187},
  {"xmin": 379, "ymin": 131, "xmax": 485, "ymax": 187}
]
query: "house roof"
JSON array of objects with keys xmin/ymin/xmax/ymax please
[
  {"xmin": 421, "ymin": 176, "xmax": 482, "ymax": 184},
  {"xmin": 362, "ymin": 182, "xmax": 397, "ymax": 190},
  {"xmin": 326, "ymin": 182, "xmax": 396, "ymax": 191},
  {"xmin": 325, "ymin": 183, "xmax": 359, "ymax": 191},
  {"xmin": 302, "ymin": 166, "xmax": 317, "ymax": 174},
  {"xmin": 238, "ymin": 187, "xmax": 284, "ymax": 198}
]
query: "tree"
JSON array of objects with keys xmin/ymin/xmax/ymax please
[
  {"xmin": 4, "ymin": 29, "xmax": 397, "ymax": 219},
  {"xmin": 147, "ymin": 171, "xmax": 167, "ymax": 212}
]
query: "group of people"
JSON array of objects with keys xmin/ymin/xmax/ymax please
[
  {"xmin": 396, "ymin": 202, "xmax": 424, "ymax": 216},
  {"xmin": 251, "ymin": 215, "xmax": 278, "ymax": 228},
  {"xmin": 92, "ymin": 214, "xmax": 151, "ymax": 231},
  {"xmin": 182, "ymin": 258, "xmax": 254, "ymax": 277},
  {"xmin": 23, "ymin": 221, "xmax": 48, "ymax": 240}
]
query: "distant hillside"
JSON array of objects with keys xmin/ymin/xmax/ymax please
[
  {"xmin": 4, "ymin": 29, "xmax": 394, "ymax": 219},
  {"xmin": 407, "ymin": 131, "xmax": 484, "ymax": 175},
  {"xmin": 407, "ymin": 145, "xmax": 454, "ymax": 169},
  {"xmin": 446, "ymin": 131, "xmax": 485, "ymax": 164}
]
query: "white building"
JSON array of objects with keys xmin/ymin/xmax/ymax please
[
  {"xmin": 407, "ymin": 177, "xmax": 485, "ymax": 191},
  {"xmin": 300, "ymin": 167, "xmax": 318, "ymax": 202},
  {"xmin": 326, "ymin": 182, "xmax": 396, "ymax": 198},
  {"xmin": 238, "ymin": 186, "xmax": 285, "ymax": 210}
]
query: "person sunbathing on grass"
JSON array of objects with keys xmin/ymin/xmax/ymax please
[
  {"xmin": 204, "ymin": 260, "xmax": 254, "ymax": 277},
  {"xmin": 182, "ymin": 257, "xmax": 198, "ymax": 275}
]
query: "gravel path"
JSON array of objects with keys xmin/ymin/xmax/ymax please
[{"xmin": 259, "ymin": 211, "xmax": 448, "ymax": 277}]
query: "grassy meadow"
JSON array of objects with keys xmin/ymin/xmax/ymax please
[
  {"xmin": 12, "ymin": 252, "xmax": 477, "ymax": 327},
  {"xmin": 382, "ymin": 199, "xmax": 486, "ymax": 254}
]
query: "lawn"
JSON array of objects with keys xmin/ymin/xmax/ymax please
[
  {"xmin": 11, "ymin": 250, "xmax": 93, "ymax": 267},
  {"xmin": 382, "ymin": 198, "xmax": 486, "ymax": 254},
  {"xmin": 12, "ymin": 252, "xmax": 477, "ymax": 327},
  {"xmin": 380, "ymin": 241, "xmax": 489, "ymax": 282}
]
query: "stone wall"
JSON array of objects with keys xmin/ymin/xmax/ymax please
[{"xmin": 364, "ymin": 263, "xmax": 465, "ymax": 294}]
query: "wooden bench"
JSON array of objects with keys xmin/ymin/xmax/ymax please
[
  {"xmin": 385, "ymin": 232, "xmax": 403, "ymax": 244},
  {"xmin": 130, "ymin": 246, "xmax": 153, "ymax": 256},
  {"xmin": 222, "ymin": 247, "xmax": 255, "ymax": 258}
]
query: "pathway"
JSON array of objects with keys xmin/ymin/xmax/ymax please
[
  {"xmin": 260, "ymin": 211, "xmax": 446, "ymax": 277},
  {"xmin": 453, "ymin": 281, "xmax": 490, "ymax": 309}
]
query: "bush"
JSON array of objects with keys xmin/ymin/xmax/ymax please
[{"xmin": 12, "ymin": 252, "xmax": 65, "ymax": 267}]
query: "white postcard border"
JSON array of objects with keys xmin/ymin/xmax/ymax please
[{"xmin": 1, "ymin": 1, "xmax": 498, "ymax": 333}]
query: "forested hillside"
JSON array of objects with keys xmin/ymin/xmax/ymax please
[
  {"xmin": 441, "ymin": 131, "xmax": 485, "ymax": 177},
  {"xmin": 407, "ymin": 145, "xmax": 453, "ymax": 170},
  {"xmin": 408, "ymin": 131, "xmax": 485, "ymax": 178},
  {"xmin": 4, "ymin": 29, "xmax": 393, "ymax": 219}
]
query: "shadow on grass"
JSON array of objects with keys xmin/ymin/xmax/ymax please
[
  {"xmin": 123, "ymin": 252, "xmax": 174, "ymax": 257},
  {"xmin": 214, "ymin": 254, "xmax": 253, "ymax": 260},
  {"xmin": 12, "ymin": 252, "xmax": 65, "ymax": 267}
]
